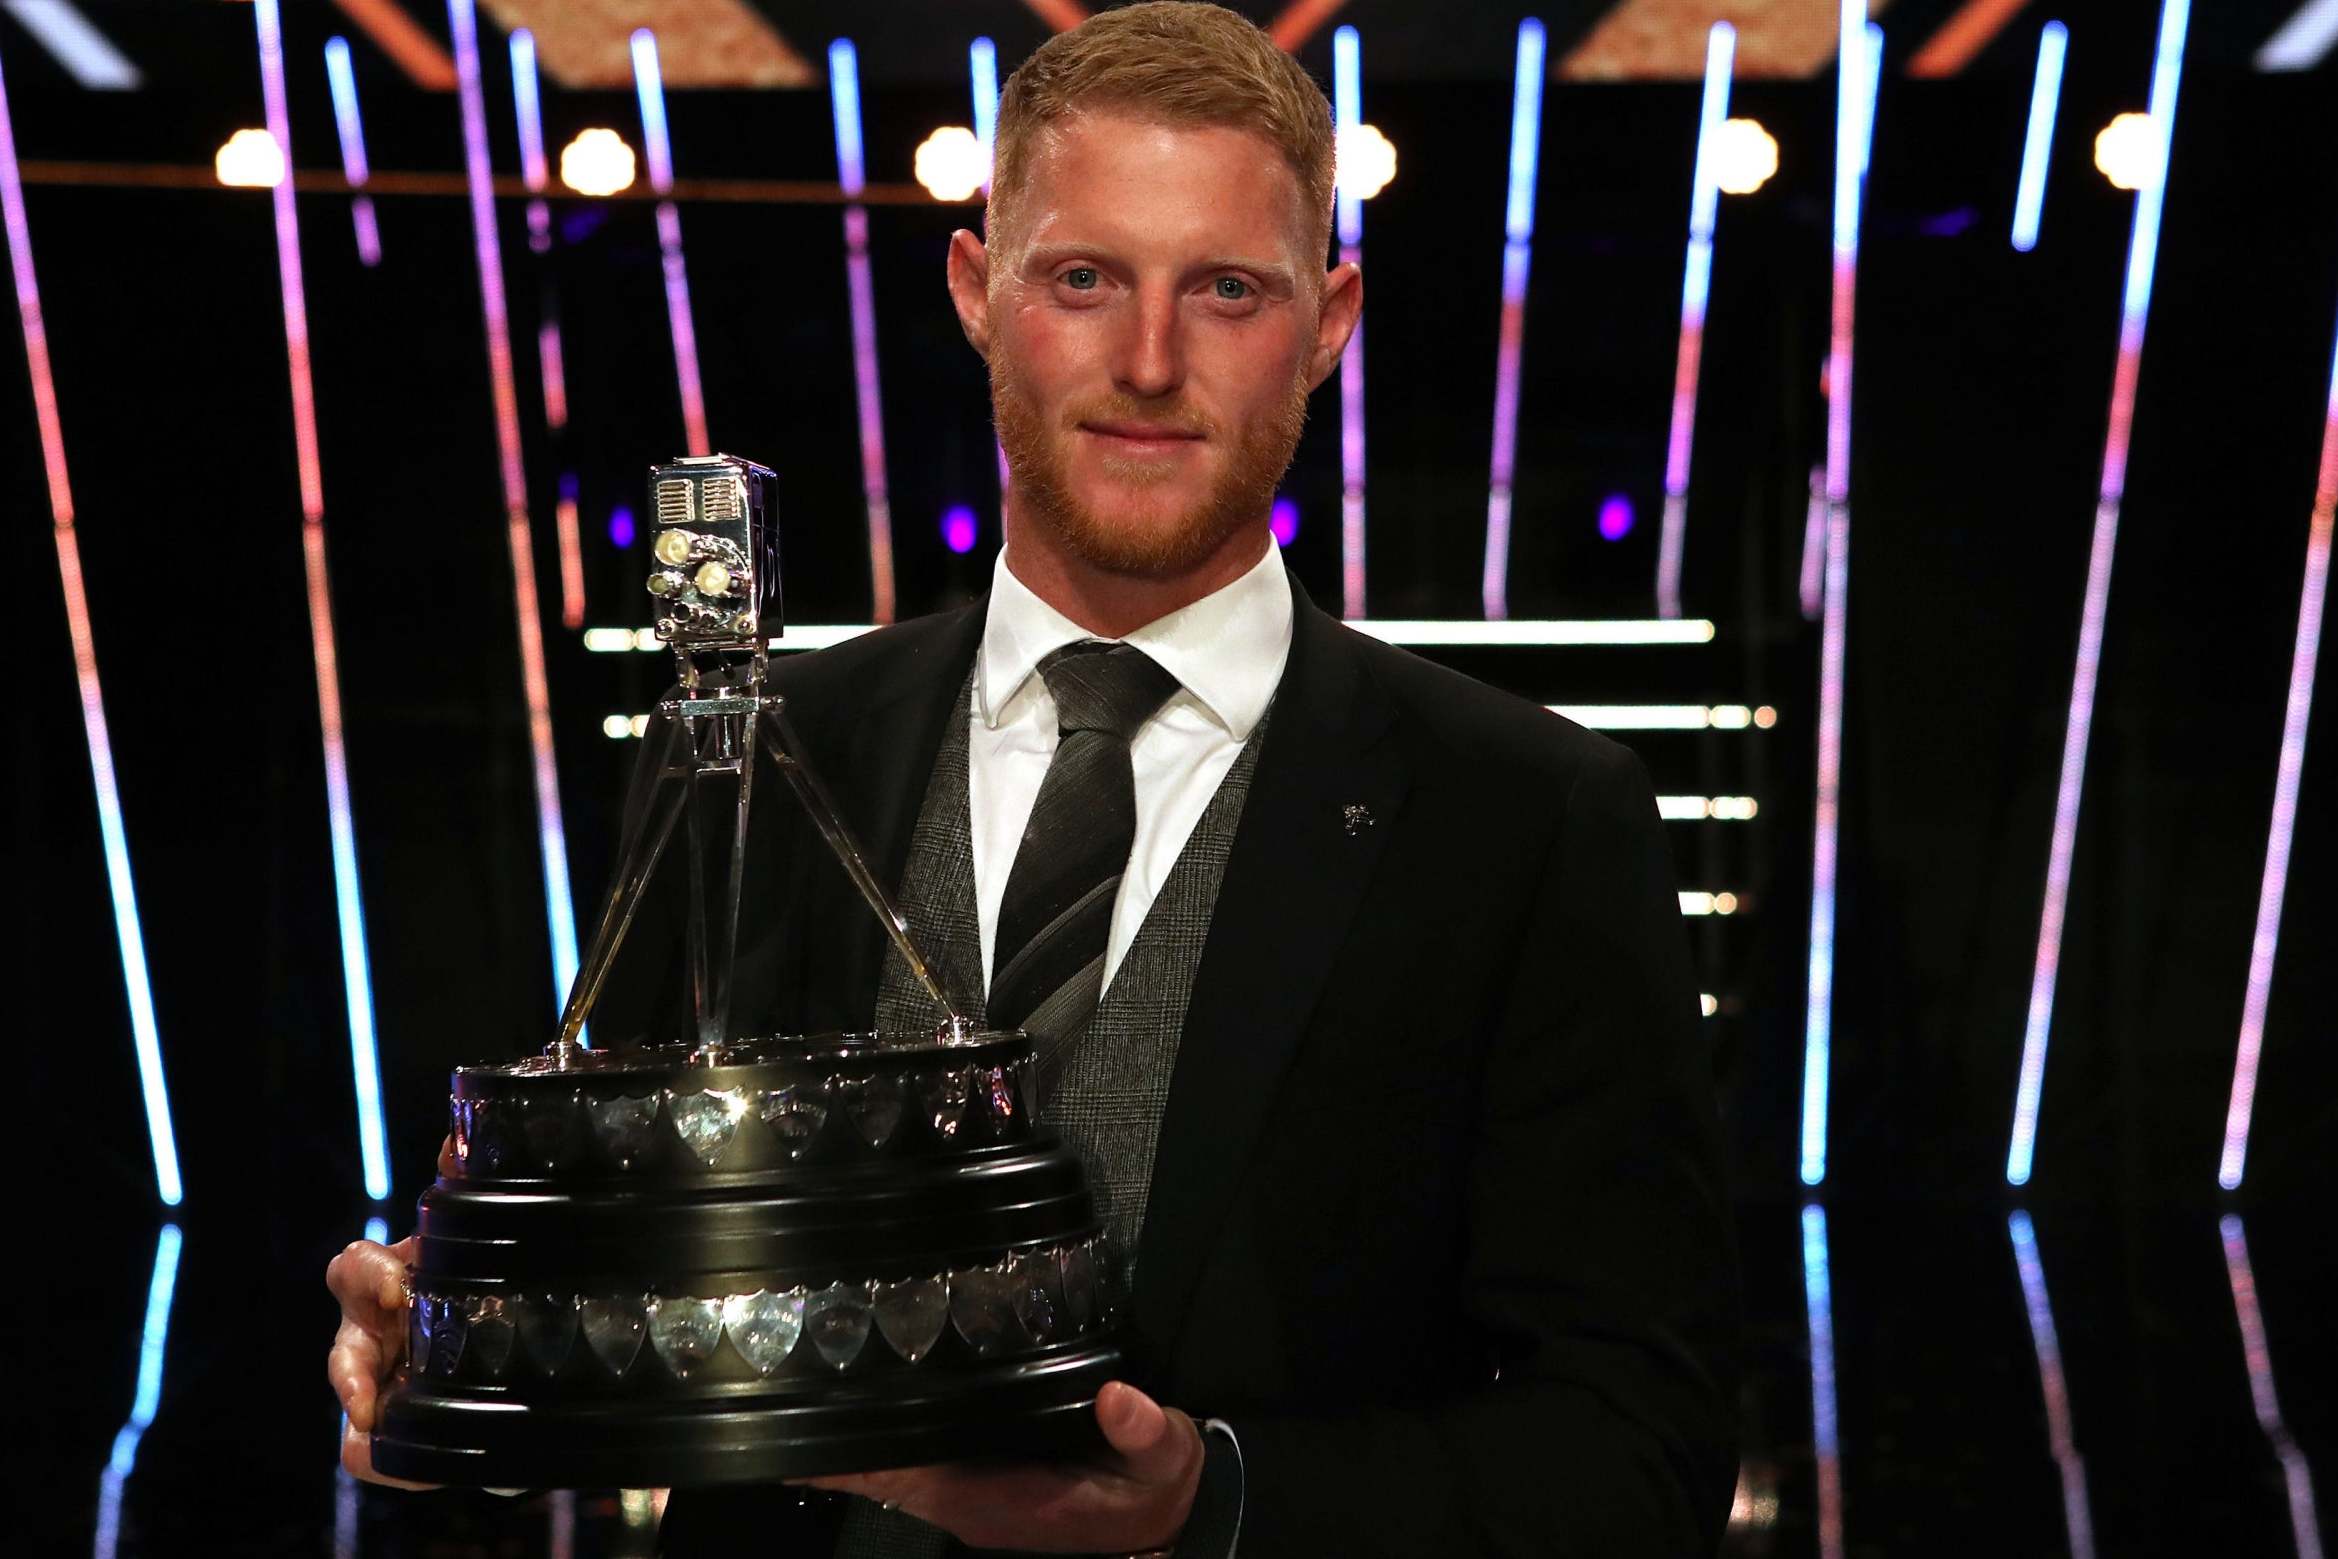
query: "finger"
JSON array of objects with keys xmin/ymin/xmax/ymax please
[
  {"xmin": 329, "ymin": 1334, "xmax": 380, "ymax": 1428},
  {"xmin": 1095, "ymin": 1380, "xmax": 1171, "ymax": 1460},
  {"xmin": 341, "ymin": 1420, "xmax": 441, "ymax": 1492}
]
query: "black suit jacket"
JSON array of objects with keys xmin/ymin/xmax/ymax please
[{"xmin": 626, "ymin": 581, "xmax": 1739, "ymax": 1557}]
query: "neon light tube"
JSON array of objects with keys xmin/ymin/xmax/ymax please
[
  {"xmin": 1800, "ymin": 7, "xmax": 1882, "ymax": 1188},
  {"xmin": 970, "ymin": 37, "xmax": 998, "ymax": 193},
  {"xmin": 2007, "ymin": 0, "xmax": 2190, "ymax": 1187},
  {"xmin": 511, "ymin": 30, "xmax": 578, "ymax": 618},
  {"xmin": 256, "ymin": 0, "xmax": 393, "ymax": 1200},
  {"xmin": 829, "ymin": 39, "xmax": 897, "ymax": 623},
  {"xmin": 2258, "ymin": 0, "xmax": 2338, "ymax": 72},
  {"xmin": 0, "ymin": 43, "xmax": 182, "ymax": 1206},
  {"xmin": 2220, "ymin": 309, "xmax": 2336, "ymax": 1189},
  {"xmin": 1482, "ymin": 18, "xmax": 1546, "ymax": 624},
  {"xmin": 2221, "ymin": 1216, "xmax": 2327, "ymax": 1559},
  {"xmin": 1656, "ymin": 22, "xmax": 1734, "ymax": 620},
  {"xmin": 1333, "ymin": 25, "xmax": 1366, "ymax": 618},
  {"xmin": 449, "ymin": 0, "xmax": 583, "ymax": 1034},
  {"xmin": 92, "ymin": 1223, "xmax": 181, "ymax": 1559},
  {"xmin": 2011, "ymin": 22, "xmax": 2067, "ymax": 252},
  {"xmin": 323, "ymin": 36, "xmax": 379, "ymax": 267},
  {"xmin": 2, "ymin": 1, "xmax": 138, "ymax": 90},
  {"xmin": 556, "ymin": 473, "xmax": 585, "ymax": 631},
  {"xmin": 1801, "ymin": 1204, "xmax": 1844, "ymax": 1559},
  {"xmin": 510, "ymin": 29, "xmax": 546, "ymax": 192},
  {"xmin": 629, "ymin": 29, "xmax": 709, "ymax": 458},
  {"xmin": 2010, "ymin": 1211, "xmax": 2097, "ymax": 1559}
]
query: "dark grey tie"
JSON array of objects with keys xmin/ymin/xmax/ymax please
[{"xmin": 986, "ymin": 641, "xmax": 1180, "ymax": 1087}]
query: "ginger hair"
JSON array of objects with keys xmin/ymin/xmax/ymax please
[{"xmin": 987, "ymin": 2, "xmax": 1336, "ymax": 265}]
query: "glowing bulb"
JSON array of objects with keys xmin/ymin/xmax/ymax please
[
  {"xmin": 653, "ymin": 529, "xmax": 692, "ymax": 565},
  {"xmin": 913, "ymin": 126, "xmax": 988, "ymax": 202},
  {"xmin": 1336, "ymin": 123, "xmax": 1397, "ymax": 201},
  {"xmin": 602, "ymin": 715, "xmax": 632, "ymax": 739},
  {"xmin": 694, "ymin": 561, "xmax": 733, "ymax": 597},
  {"xmin": 2093, "ymin": 112, "xmax": 2161, "ymax": 192},
  {"xmin": 1714, "ymin": 118, "xmax": 1778, "ymax": 196},
  {"xmin": 560, "ymin": 128, "xmax": 638, "ymax": 197},
  {"xmin": 215, "ymin": 128, "xmax": 285, "ymax": 189}
]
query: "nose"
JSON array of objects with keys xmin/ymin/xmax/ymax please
[{"xmin": 1110, "ymin": 278, "xmax": 1184, "ymax": 401}]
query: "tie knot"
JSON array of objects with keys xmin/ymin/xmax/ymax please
[{"xmin": 1038, "ymin": 641, "xmax": 1180, "ymax": 741}]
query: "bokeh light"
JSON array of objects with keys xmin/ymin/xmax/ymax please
[
  {"xmin": 1336, "ymin": 123, "xmax": 1397, "ymax": 201},
  {"xmin": 1714, "ymin": 118, "xmax": 1779, "ymax": 196},
  {"xmin": 1271, "ymin": 496, "xmax": 1300, "ymax": 547},
  {"xmin": 1598, "ymin": 494, "xmax": 1636, "ymax": 541},
  {"xmin": 608, "ymin": 504, "xmax": 636, "ymax": 549},
  {"xmin": 214, "ymin": 128, "xmax": 284, "ymax": 188},
  {"xmin": 941, "ymin": 504, "xmax": 977, "ymax": 554},
  {"xmin": 560, "ymin": 128, "xmax": 637, "ymax": 197},
  {"xmin": 2093, "ymin": 111, "xmax": 2161, "ymax": 192},
  {"xmin": 914, "ymin": 126, "xmax": 987, "ymax": 202}
]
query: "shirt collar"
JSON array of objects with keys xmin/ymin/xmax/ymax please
[{"xmin": 975, "ymin": 539, "xmax": 1293, "ymax": 740}]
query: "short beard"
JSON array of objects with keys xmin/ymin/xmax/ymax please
[{"xmin": 992, "ymin": 358, "xmax": 1309, "ymax": 580}]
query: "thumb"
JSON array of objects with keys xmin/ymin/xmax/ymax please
[{"xmin": 1096, "ymin": 1380, "xmax": 1172, "ymax": 1461}]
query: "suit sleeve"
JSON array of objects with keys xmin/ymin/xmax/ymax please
[{"xmin": 1206, "ymin": 741, "xmax": 1741, "ymax": 1557}]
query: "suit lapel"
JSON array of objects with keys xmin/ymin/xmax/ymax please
[{"xmin": 1134, "ymin": 584, "xmax": 1409, "ymax": 1357}]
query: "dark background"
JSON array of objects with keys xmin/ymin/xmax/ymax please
[{"xmin": 8, "ymin": 2, "xmax": 2335, "ymax": 1554}]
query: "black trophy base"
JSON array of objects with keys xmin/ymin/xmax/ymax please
[{"xmin": 371, "ymin": 1338, "xmax": 1122, "ymax": 1488}]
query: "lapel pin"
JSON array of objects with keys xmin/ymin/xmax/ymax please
[{"xmin": 1342, "ymin": 803, "xmax": 1374, "ymax": 837}]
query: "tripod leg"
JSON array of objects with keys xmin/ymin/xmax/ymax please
[{"xmin": 557, "ymin": 775, "xmax": 687, "ymax": 1048}]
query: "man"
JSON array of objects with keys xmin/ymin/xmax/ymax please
[{"xmin": 329, "ymin": 5, "xmax": 1738, "ymax": 1553}]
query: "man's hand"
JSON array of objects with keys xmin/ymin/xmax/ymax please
[
  {"xmin": 326, "ymin": 1136, "xmax": 454, "ymax": 1490},
  {"xmin": 798, "ymin": 1381, "xmax": 1205, "ymax": 1553},
  {"xmin": 326, "ymin": 1232, "xmax": 439, "ymax": 1489}
]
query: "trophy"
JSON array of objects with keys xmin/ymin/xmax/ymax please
[{"xmin": 371, "ymin": 454, "xmax": 1124, "ymax": 1488}]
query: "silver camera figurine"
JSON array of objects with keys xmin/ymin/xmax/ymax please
[{"xmin": 644, "ymin": 453, "xmax": 780, "ymax": 650}]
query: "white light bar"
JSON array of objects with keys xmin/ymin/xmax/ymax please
[
  {"xmin": 586, "ymin": 619, "xmax": 1719, "ymax": 653},
  {"xmin": 1659, "ymin": 795, "xmax": 1760, "ymax": 820},
  {"xmin": 1549, "ymin": 704, "xmax": 1776, "ymax": 730},
  {"xmin": 1679, "ymin": 891, "xmax": 1742, "ymax": 916},
  {"xmin": 1356, "ymin": 618, "xmax": 1716, "ymax": 646}
]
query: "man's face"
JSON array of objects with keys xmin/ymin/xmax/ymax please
[{"xmin": 970, "ymin": 113, "xmax": 1337, "ymax": 578}]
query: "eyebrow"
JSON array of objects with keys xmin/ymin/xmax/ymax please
[{"xmin": 1022, "ymin": 244, "xmax": 1298, "ymax": 292}]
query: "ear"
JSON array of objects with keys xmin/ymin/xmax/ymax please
[
  {"xmin": 1305, "ymin": 259, "xmax": 1362, "ymax": 392},
  {"xmin": 946, "ymin": 228, "xmax": 994, "ymax": 359}
]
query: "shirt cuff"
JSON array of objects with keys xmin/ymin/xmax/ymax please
[{"xmin": 1178, "ymin": 1418, "xmax": 1244, "ymax": 1558}]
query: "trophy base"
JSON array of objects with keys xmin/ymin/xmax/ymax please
[{"xmin": 371, "ymin": 1338, "xmax": 1122, "ymax": 1488}]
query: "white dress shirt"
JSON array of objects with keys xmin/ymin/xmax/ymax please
[{"xmin": 969, "ymin": 541, "xmax": 1294, "ymax": 996}]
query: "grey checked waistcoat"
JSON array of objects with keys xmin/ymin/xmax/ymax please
[{"xmin": 837, "ymin": 678, "xmax": 1266, "ymax": 1559}]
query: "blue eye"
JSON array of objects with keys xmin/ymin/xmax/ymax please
[
  {"xmin": 1214, "ymin": 277, "xmax": 1250, "ymax": 300},
  {"xmin": 1062, "ymin": 267, "xmax": 1100, "ymax": 290}
]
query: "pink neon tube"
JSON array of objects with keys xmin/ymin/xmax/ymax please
[
  {"xmin": 2007, "ymin": 0, "xmax": 2191, "ymax": 1187},
  {"xmin": 2218, "ymin": 322, "xmax": 2337, "ymax": 1189},
  {"xmin": 1339, "ymin": 245, "xmax": 1366, "ymax": 619},
  {"xmin": 632, "ymin": 30, "xmax": 709, "ymax": 458},
  {"xmin": 0, "ymin": 43, "xmax": 182, "ymax": 1206},
  {"xmin": 256, "ymin": 0, "xmax": 391, "ymax": 1200},
  {"xmin": 448, "ymin": 0, "xmax": 581, "ymax": 1022},
  {"xmin": 2009, "ymin": 1211, "xmax": 2096, "ymax": 1559},
  {"xmin": 2221, "ymin": 1216, "xmax": 2326, "ymax": 1559},
  {"xmin": 1799, "ymin": 10, "xmax": 1881, "ymax": 1188},
  {"xmin": 1656, "ymin": 23, "xmax": 1735, "ymax": 621}
]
